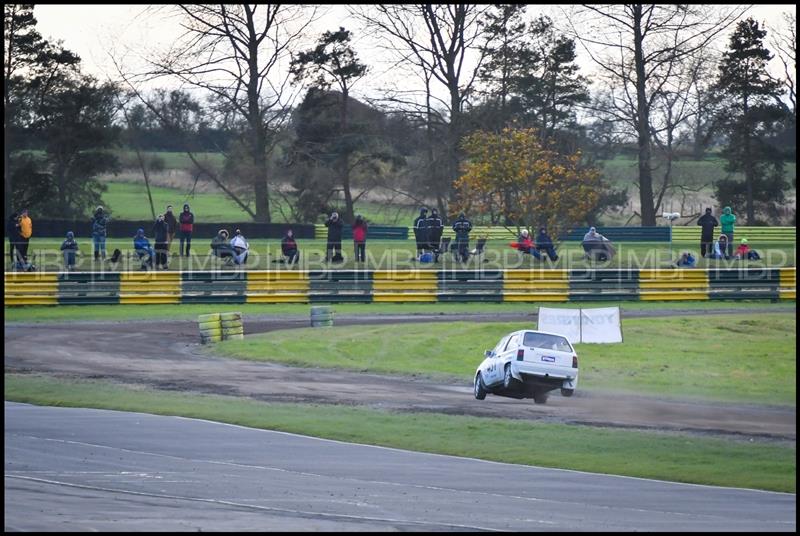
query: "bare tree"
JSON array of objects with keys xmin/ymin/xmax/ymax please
[
  {"xmin": 563, "ymin": 4, "xmax": 747, "ymax": 226},
  {"xmin": 770, "ymin": 12, "xmax": 796, "ymax": 114},
  {"xmin": 352, "ymin": 4, "xmax": 491, "ymax": 219},
  {"xmin": 138, "ymin": 4, "xmax": 317, "ymax": 222}
]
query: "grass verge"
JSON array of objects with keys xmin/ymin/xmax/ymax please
[
  {"xmin": 5, "ymin": 373, "xmax": 795, "ymax": 493},
  {"xmin": 4, "ymin": 300, "xmax": 794, "ymax": 324},
  {"xmin": 209, "ymin": 315, "xmax": 796, "ymax": 406}
]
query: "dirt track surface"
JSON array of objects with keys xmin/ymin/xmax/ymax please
[{"xmin": 4, "ymin": 307, "xmax": 796, "ymax": 442}]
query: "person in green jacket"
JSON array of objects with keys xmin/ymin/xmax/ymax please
[{"xmin": 720, "ymin": 206, "xmax": 736, "ymax": 258}]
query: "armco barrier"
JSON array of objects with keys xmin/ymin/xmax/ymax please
[{"xmin": 4, "ymin": 268, "xmax": 795, "ymax": 305}]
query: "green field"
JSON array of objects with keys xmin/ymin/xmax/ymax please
[
  {"xmin": 209, "ymin": 315, "xmax": 796, "ymax": 406},
  {"xmin": 98, "ymin": 182, "xmax": 418, "ymax": 225},
  {"xmin": 11, "ymin": 236, "xmax": 797, "ymax": 271},
  {"xmin": 4, "ymin": 300, "xmax": 793, "ymax": 324},
  {"xmin": 5, "ymin": 373, "xmax": 794, "ymax": 493}
]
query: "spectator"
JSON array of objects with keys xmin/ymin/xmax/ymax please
[
  {"xmin": 510, "ymin": 229, "xmax": 542, "ymax": 259},
  {"xmin": 280, "ymin": 229, "xmax": 300, "ymax": 265},
  {"xmin": 90, "ymin": 206, "xmax": 108, "ymax": 260},
  {"xmin": 230, "ymin": 228, "xmax": 249, "ymax": 265},
  {"xmin": 179, "ymin": 203, "xmax": 194, "ymax": 257},
  {"xmin": 734, "ymin": 238, "xmax": 761, "ymax": 261},
  {"xmin": 7, "ymin": 211, "xmax": 19, "ymax": 266},
  {"xmin": 452, "ymin": 212, "xmax": 473, "ymax": 262},
  {"xmin": 710, "ymin": 234, "xmax": 728, "ymax": 260},
  {"xmin": 60, "ymin": 231, "xmax": 79, "ymax": 271},
  {"xmin": 152, "ymin": 214, "xmax": 170, "ymax": 269},
  {"xmin": 720, "ymin": 206, "xmax": 736, "ymax": 259},
  {"xmin": 697, "ymin": 207, "xmax": 718, "ymax": 258},
  {"xmin": 582, "ymin": 226, "xmax": 616, "ymax": 262},
  {"xmin": 133, "ymin": 228, "xmax": 154, "ymax": 270},
  {"xmin": 535, "ymin": 226, "xmax": 559, "ymax": 261},
  {"xmin": 324, "ymin": 211, "xmax": 344, "ymax": 262},
  {"xmin": 426, "ymin": 208, "xmax": 444, "ymax": 260},
  {"xmin": 211, "ymin": 229, "xmax": 235, "ymax": 263},
  {"xmin": 164, "ymin": 204, "xmax": 178, "ymax": 254},
  {"xmin": 352, "ymin": 214, "xmax": 368, "ymax": 263},
  {"xmin": 413, "ymin": 207, "xmax": 429, "ymax": 256},
  {"xmin": 17, "ymin": 209, "xmax": 33, "ymax": 265},
  {"xmin": 676, "ymin": 251, "xmax": 697, "ymax": 268}
]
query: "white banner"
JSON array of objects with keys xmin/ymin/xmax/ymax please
[
  {"xmin": 537, "ymin": 307, "xmax": 581, "ymax": 345},
  {"xmin": 537, "ymin": 306, "xmax": 622, "ymax": 344},
  {"xmin": 580, "ymin": 306, "xmax": 623, "ymax": 343}
]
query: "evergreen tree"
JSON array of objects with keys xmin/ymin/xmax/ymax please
[{"xmin": 714, "ymin": 18, "xmax": 790, "ymax": 224}]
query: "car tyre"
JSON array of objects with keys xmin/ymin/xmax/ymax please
[
  {"xmin": 503, "ymin": 364, "xmax": 518, "ymax": 390},
  {"xmin": 533, "ymin": 390, "xmax": 549, "ymax": 404},
  {"xmin": 560, "ymin": 388, "xmax": 574, "ymax": 397},
  {"xmin": 474, "ymin": 373, "xmax": 487, "ymax": 400}
]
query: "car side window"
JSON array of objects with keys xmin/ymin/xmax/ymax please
[
  {"xmin": 503, "ymin": 334, "xmax": 517, "ymax": 352},
  {"xmin": 493, "ymin": 336, "xmax": 509, "ymax": 355}
]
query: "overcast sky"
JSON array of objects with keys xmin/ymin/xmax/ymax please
[{"xmin": 33, "ymin": 4, "xmax": 796, "ymax": 107}]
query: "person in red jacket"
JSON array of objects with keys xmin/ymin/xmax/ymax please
[
  {"xmin": 510, "ymin": 229, "xmax": 541, "ymax": 259},
  {"xmin": 352, "ymin": 214, "xmax": 368, "ymax": 263},
  {"xmin": 178, "ymin": 204, "xmax": 194, "ymax": 257}
]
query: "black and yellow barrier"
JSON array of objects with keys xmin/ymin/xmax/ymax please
[{"xmin": 4, "ymin": 268, "xmax": 796, "ymax": 305}]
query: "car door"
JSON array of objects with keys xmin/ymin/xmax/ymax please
[
  {"xmin": 484, "ymin": 335, "xmax": 509, "ymax": 385},
  {"xmin": 499, "ymin": 333, "xmax": 519, "ymax": 375}
]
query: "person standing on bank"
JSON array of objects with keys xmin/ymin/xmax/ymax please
[
  {"xmin": 179, "ymin": 203, "xmax": 194, "ymax": 257},
  {"xmin": 697, "ymin": 207, "xmax": 718, "ymax": 258},
  {"xmin": 325, "ymin": 211, "xmax": 344, "ymax": 262},
  {"xmin": 16, "ymin": 208, "xmax": 33, "ymax": 265},
  {"xmin": 352, "ymin": 214, "xmax": 368, "ymax": 263},
  {"xmin": 152, "ymin": 214, "xmax": 170, "ymax": 269},
  {"xmin": 426, "ymin": 208, "xmax": 444, "ymax": 257},
  {"xmin": 91, "ymin": 206, "xmax": 108, "ymax": 260},
  {"xmin": 164, "ymin": 204, "xmax": 178, "ymax": 255},
  {"xmin": 413, "ymin": 207, "xmax": 429, "ymax": 256},
  {"xmin": 452, "ymin": 213, "xmax": 473, "ymax": 263},
  {"xmin": 719, "ymin": 206, "xmax": 736, "ymax": 259}
]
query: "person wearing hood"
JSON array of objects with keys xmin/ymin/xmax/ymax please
[
  {"xmin": 133, "ymin": 228, "xmax": 155, "ymax": 269},
  {"xmin": 179, "ymin": 203, "xmax": 194, "ymax": 257},
  {"xmin": 152, "ymin": 214, "xmax": 170, "ymax": 269},
  {"xmin": 230, "ymin": 228, "xmax": 249, "ymax": 265},
  {"xmin": 91, "ymin": 206, "xmax": 108, "ymax": 260},
  {"xmin": 582, "ymin": 226, "xmax": 615, "ymax": 262},
  {"xmin": 719, "ymin": 206, "xmax": 736, "ymax": 259},
  {"xmin": 535, "ymin": 227, "xmax": 559, "ymax": 261},
  {"xmin": 324, "ymin": 211, "xmax": 344, "ymax": 262},
  {"xmin": 281, "ymin": 229, "xmax": 300, "ymax": 265},
  {"xmin": 211, "ymin": 229, "xmax": 235, "ymax": 263},
  {"xmin": 452, "ymin": 212, "xmax": 473, "ymax": 262},
  {"xmin": 413, "ymin": 207, "xmax": 429, "ymax": 256},
  {"xmin": 696, "ymin": 207, "xmax": 718, "ymax": 258},
  {"xmin": 426, "ymin": 208, "xmax": 444, "ymax": 257},
  {"xmin": 60, "ymin": 231, "xmax": 79, "ymax": 271}
]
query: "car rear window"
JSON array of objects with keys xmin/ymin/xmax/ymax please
[{"xmin": 523, "ymin": 332, "xmax": 573, "ymax": 352}]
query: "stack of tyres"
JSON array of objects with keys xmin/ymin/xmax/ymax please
[
  {"xmin": 198, "ymin": 313, "xmax": 222, "ymax": 344},
  {"xmin": 310, "ymin": 305, "xmax": 333, "ymax": 327},
  {"xmin": 220, "ymin": 312, "xmax": 244, "ymax": 340}
]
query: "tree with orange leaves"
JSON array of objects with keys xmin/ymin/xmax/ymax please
[{"xmin": 453, "ymin": 127, "xmax": 602, "ymax": 240}]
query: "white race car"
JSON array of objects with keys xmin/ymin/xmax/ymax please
[{"xmin": 474, "ymin": 329, "xmax": 579, "ymax": 404}]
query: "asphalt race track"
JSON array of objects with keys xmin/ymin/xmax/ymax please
[
  {"xmin": 4, "ymin": 307, "xmax": 797, "ymax": 531},
  {"xmin": 5, "ymin": 402, "xmax": 796, "ymax": 532}
]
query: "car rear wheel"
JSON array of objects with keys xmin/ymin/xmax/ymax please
[
  {"xmin": 560, "ymin": 388, "xmax": 574, "ymax": 397},
  {"xmin": 533, "ymin": 390, "xmax": 549, "ymax": 404},
  {"xmin": 474, "ymin": 373, "xmax": 487, "ymax": 400}
]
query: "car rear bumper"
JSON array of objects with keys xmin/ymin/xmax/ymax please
[{"xmin": 513, "ymin": 363, "xmax": 578, "ymax": 388}]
